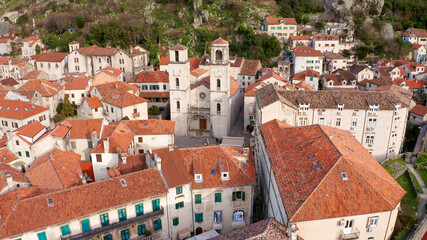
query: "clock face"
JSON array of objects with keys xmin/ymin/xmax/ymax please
[{"xmin": 199, "ymin": 92, "xmax": 206, "ymax": 100}]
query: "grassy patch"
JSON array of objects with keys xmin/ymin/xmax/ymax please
[
  {"xmin": 382, "ymin": 158, "xmax": 407, "ymax": 177},
  {"xmin": 415, "ymin": 152, "xmax": 427, "ymax": 187},
  {"xmin": 409, "ymin": 171, "xmax": 423, "ymax": 193}
]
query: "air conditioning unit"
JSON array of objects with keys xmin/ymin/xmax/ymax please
[{"xmin": 339, "ymin": 220, "xmax": 346, "ymax": 227}]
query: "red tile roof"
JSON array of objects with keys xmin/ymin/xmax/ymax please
[
  {"xmin": 118, "ymin": 154, "xmax": 146, "ymax": 175},
  {"xmin": 0, "ymin": 37, "xmax": 12, "ymax": 44},
  {"xmin": 139, "ymin": 91, "xmax": 170, "ymax": 98},
  {"xmin": 50, "ymin": 121, "xmax": 72, "ymax": 139},
  {"xmin": 91, "ymin": 122, "xmax": 135, "ymax": 153},
  {"xmin": 23, "ymin": 36, "xmax": 40, "ymax": 47},
  {"xmin": 0, "ymin": 168, "xmax": 167, "ymax": 239},
  {"xmin": 259, "ymin": 120, "xmax": 405, "ymax": 222},
  {"xmin": 409, "ymin": 28, "xmax": 427, "ymax": 38},
  {"xmin": 90, "ymin": 81, "xmax": 139, "ymax": 96},
  {"xmin": 0, "ymin": 99, "xmax": 48, "ymax": 120},
  {"xmin": 0, "ymin": 78, "xmax": 19, "ymax": 87},
  {"xmin": 69, "ymin": 41, "xmax": 79, "ymax": 45},
  {"xmin": 101, "ymin": 88, "xmax": 147, "ymax": 107},
  {"xmin": 0, "ymin": 163, "xmax": 28, "ymax": 184},
  {"xmin": 189, "ymin": 58, "xmax": 201, "ymax": 71},
  {"xmin": 76, "ymin": 45, "xmax": 118, "ymax": 56},
  {"xmin": 266, "ymin": 16, "xmax": 297, "ymax": 25},
  {"xmin": 240, "ymin": 60, "xmax": 261, "ymax": 76},
  {"xmin": 16, "ymin": 121, "xmax": 45, "ymax": 138},
  {"xmin": 410, "ymin": 104, "xmax": 427, "ymax": 117},
  {"xmin": 64, "ymin": 118, "xmax": 104, "ymax": 139},
  {"xmin": 313, "ymin": 34, "xmax": 339, "ymax": 41},
  {"xmin": 111, "ymin": 119, "xmax": 175, "ymax": 135},
  {"xmin": 0, "ymin": 149, "xmax": 18, "ymax": 164},
  {"xmin": 131, "ymin": 71, "xmax": 168, "ymax": 83},
  {"xmin": 30, "ymin": 53, "xmax": 68, "ymax": 62},
  {"xmin": 190, "ymin": 68, "xmax": 208, "ymax": 78},
  {"xmin": 85, "ymin": 96, "xmax": 102, "ymax": 109},
  {"xmin": 405, "ymin": 79, "xmax": 424, "ymax": 89},
  {"xmin": 19, "ymin": 79, "xmax": 64, "ymax": 97},
  {"xmin": 413, "ymin": 44, "xmax": 423, "ymax": 49},
  {"xmin": 290, "ymin": 35, "xmax": 311, "ymax": 41},
  {"xmin": 21, "ymin": 70, "xmax": 46, "ymax": 80},
  {"xmin": 293, "ymin": 69, "xmax": 320, "ymax": 80},
  {"xmin": 100, "ymin": 66, "xmax": 123, "ymax": 77},
  {"xmin": 293, "ymin": 46, "xmax": 323, "ymax": 57},
  {"xmin": 211, "ymin": 38, "xmax": 229, "ymax": 44},
  {"xmin": 230, "ymin": 78, "xmax": 240, "ymax": 97},
  {"xmin": 26, "ymin": 148, "xmax": 82, "ymax": 194},
  {"xmin": 64, "ymin": 76, "xmax": 90, "ymax": 90},
  {"xmin": 80, "ymin": 161, "xmax": 94, "ymax": 180},
  {"xmin": 295, "ymin": 81, "xmax": 314, "ymax": 91},
  {"xmin": 159, "ymin": 57, "xmax": 170, "ymax": 65},
  {"xmin": 170, "ymin": 44, "xmax": 188, "ymax": 51}
]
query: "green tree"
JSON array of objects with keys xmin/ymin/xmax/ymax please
[
  {"xmin": 60, "ymin": 95, "xmax": 75, "ymax": 118},
  {"xmin": 342, "ymin": 49, "xmax": 351, "ymax": 58},
  {"xmin": 356, "ymin": 46, "xmax": 370, "ymax": 60},
  {"xmin": 53, "ymin": 114, "xmax": 65, "ymax": 123},
  {"xmin": 301, "ymin": 15, "xmax": 310, "ymax": 25},
  {"xmin": 315, "ymin": 21, "xmax": 325, "ymax": 31},
  {"xmin": 121, "ymin": 116, "xmax": 130, "ymax": 120},
  {"xmin": 35, "ymin": 45, "xmax": 41, "ymax": 54}
]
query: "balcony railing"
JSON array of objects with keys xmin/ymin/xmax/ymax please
[
  {"xmin": 340, "ymin": 228, "xmax": 360, "ymax": 240},
  {"xmin": 61, "ymin": 208, "xmax": 164, "ymax": 240},
  {"xmin": 188, "ymin": 107, "xmax": 210, "ymax": 115}
]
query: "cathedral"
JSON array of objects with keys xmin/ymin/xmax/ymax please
[{"xmin": 167, "ymin": 38, "xmax": 244, "ymax": 138}]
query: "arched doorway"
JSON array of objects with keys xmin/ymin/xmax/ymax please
[
  {"xmin": 188, "ymin": 114, "xmax": 210, "ymax": 137},
  {"xmin": 196, "ymin": 227, "xmax": 203, "ymax": 235},
  {"xmin": 215, "ymin": 50, "xmax": 223, "ymax": 61}
]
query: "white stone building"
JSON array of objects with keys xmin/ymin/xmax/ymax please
[
  {"xmin": 323, "ymin": 52, "xmax": 347, "ymax": 73},
  {"xmin": 30, "ymin": 53, "xmax": 68, "ymax": 80},
  {"xmin": 262, "ymin": 17, "xmax": 297, "ymax": 43},
  {"xmin": 292, "ymin": 46, "xmax": 323, "ymax": 74},
  {"xmin": 0, "ymin": 99, "xmax": 49, "ymax": 129},
  {"xmin": 312, "ymin": 34, "xmax": 340, "ymax": 53},
  {"xmin": 0, "ymin": 37, "xmax": 13, "ymax": 55},
  {"xmin": 288, "ymin": 35, "xmax": 311, "ymax": 48},
  {"xmin": 64, "ymin": 77, "xmax": 92, "ymax": 105},
  {"xmin": 292, "ymin": 68, "xmax": 320, "ymax": 90},
  {"xmin": 413, "ymin": 44, "xmax": 426, "ymax": 63},
  {"xmin": 21, "ymin": 36, "xmax": 44, "ymax": 58}
]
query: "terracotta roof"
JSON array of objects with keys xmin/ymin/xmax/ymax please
[
  {"xmin": 293, "ymin": 69, "xmax": 320, "ymax": 81},
  {"xmin": 30, "ymin": 53, "xmax": 68, "ymax": 62},
  {"xmin": 139, "ymin": 91, "xmax": 170, "ymax": 99},
  {"xmin": 108, "ymin": 167, "xmax": 121, "ymax": 178},
  {"xmin": 0, "ymin": 90, "xmax": 7, "ymax": 99},
  {"xmin": 130, "ymin": 71, "xmax": 168, "ymax": 83},
  {"xmin": 0, "ymin": 135, "xmax": 7, "ymax": 148},
  {"xmin": 0, "ymin": 149, "xmax": 18, "ymax": 164},
  {"xmin": 90, "ymin": 81, "xmax": 139, "ymax": 96},
  {"xmin": 324, "ymin": 74, "xmax": 353, "ymax": 86},
  {"xmin": 349, "ymin": 64, "xmax": 370, "ymax": 74},
  {"xmin": 259, "ymin": 119, "xmax": 405, "ymax": 222},
  {"xmin": 153, "ymin": 146, "xmax": 256, "ymax": 189},
  {"xmin": 159, "ymin": 57, "xmax": 169, "ymax": 65},
  {"xmin": 256, "ymin": 84, "xmax": 412, "ymax": 110},
  {"xmin": 118, "ymin": 154, "xmax": 146, "ymax": 175},
  {"xmin": 80, "ymin": 161, "xmax": 94, "ymax": 180},
  {"xmin": 410, "ymin": 104, "xmax": 427, "ymax": 117},
  {"xmin": 19, "ymin": 79, "xmax": 64, "ymax": 97},
  {"xmin": 240, "ymin": 60, "xmax": 261, "ymax": 76},
  {"xmin": 50, "ymin": 121, "xmax": 72, "ymax": 139},
  {"xmin": 23, "ymin": 36, "xmax": 40, "ymax": 47},
  {"xmin": 16, "ymin": 121, "xmax": 45, "ymax": 138},
  {"xmin": 295, "ymin": 81, "xmax": 314, "ymax": 91},
  {"xmin": 211, "ymin": 38, "xmax": 229, "ymax": 44},
  {"xmin": 190, "ymin": 68, "xmax": 208, "ymax": 78},
  {"xmin": 210, "ymin": 218, "xmax": 291, "ymax": 240},
  {"xmin": 290, "ymin": 35, "xmax": 311, "ymax": 41},
  {"xmin": 324, "ymin": 52, "xmax": 346, "ymax": 59},
  {"xmin": 101, "ymin": 88, "xmax": 147, "ymax": 108},
  {"xmin": 69, "ymin": 41, "xmax": 79, "ymax": 45},
  {"xmin": 0, "ymin": 78, "xmax": 19, "ymax": 87},
  {"xmin": 189, "ymin": 58, "xmax": 201, "ymax": 71},
  {"xmin": 413, "ymin": 44, "xmax": 423, "ymax": 49},
  {"xmin": 0, "ymin": 168, "xmax": 167, "ymax": 239},
  {"xmin": 111, "ymin": 119, "xmax": 175, "ymax": 135},
  {"xmin": 0, "ymin": 99, "xmax": 48, "ymax": 120},
  {"xmin": 21, "ymin": 70, "xmax": 46, "ymax": 80},
  {"xmin": 230, "ymin": 78, "xmax": 240, "ymax": 97},
  {"xmin": 170, "ymin": 44, "xmax": 188, "ymax": 51},
  {"xmin": 392, "ymin": 60, "xmax": 409, "ymax": 67},
  {"xmin": 64, "ymin": 77, "xmax": 90, "ymax": 90},
  {"xmin": 64, "ymin": 118, "xmax": 104, "ymax": 139},
  {"xmin": 91, "ymin": 122, "xmax": 134, "ymax": 153},
  {"xmin": 333, "ymin": 69, "xmax": 357, "ymax": 81},
  {"xmin": 191, "ymin": 76, "xmax": 210, "ymax": 90},
  {"xmin": 313, "ymin": 34, "xmax": 339, "ymax": 41},
  {"xmin": 266, "ymin": 16, "xmax": 297, "ymax": 25},
  {"xmin": 0, "ymin": 163, "xmax": 29, "ymax": 190},
  {"xmin": 76, "ymin": 45, "xmax": 118, "ymax": 56},
  {"xmin": 230, "ymin": 56, "xmax": 244, "ymax": 68},
  {"xmin": 409, "ymin": 28, "xmax": 427, "ymax": 38},
  {"xmin": 293, "ymin": 46, "xmax": 323, "ymax": 57},
  {"xmin": 85, "ymin": 96, "xmax": 102, "ymax": 109},
  {"xmin": 0, "ymin": 37, "xmax": 12, "ymax": 44},
  {"xmin": 26, "ymin": 148, "xmax": 82, "ymax": 194},
  {"xmin": 405, "ymin": 79, "xmax": 424, "ymax": 89},
  {"xmin": 100, "ymin": 66, "xmax": 123, "ymax": 77}
]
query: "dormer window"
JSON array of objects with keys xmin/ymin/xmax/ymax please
[
  {"xmin": 221, "ymin": 172, "xmax": 229, "ymax": 180},
  {"xmin": 299, "ymin": 104, "xmax": 309, "ymax": 115},
  {"xmin": 394, "ymin": 104, "xmax": 401, "ymax": 115},
  {"xmin": 369, "ymin": 104, "xmax": 379, "ymax": 115},
  {"xmin": 195, "ymin": 174, "xmax": 203, "ymax": 183},
  {"xmin": 337, "ymin": 104, "xmax": 344, "ymax": 114}
]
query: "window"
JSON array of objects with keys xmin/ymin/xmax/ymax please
[
  {"xmin": 299, "ymin": 104, "xmax": 309, "ymax": 114},
  {"xmin": 99, "ymin": 58, "xmax": 101, "ymax": 63},
  {"xmin": 37, "ymin": 232, "xmax": 47, "ymax": 240},
  {"xmin": 176, "ymin": 78, "xmax": 180, "ymax": 89},
  {"xmin": 214, "ymin": 211, "xmax": 222, "ymax": 224},
  {"xmin": 118, "ymin": 208, "xmax": 127, "ymax": 221},
  {"xmin": 271, "ymin": 26, "xmax": 275, "ymax": 30},
  {"xmin": 195, "ymin": 194, "xmax": 202, "ymax": 204},
  {"xmin": 96, "ymin": 154, "xmax": 102, "ymax": 162},
  {"xmin": 368, "ymin": 238, "xmax": 375, "ymax": 240},
  {"xmin": 173, "ymin": 217, "xmax": 179, "ymax": 226},
  {"xmin": 121, "ymin": 229, "xmax": 130, "ymax": 240},
  {"xmin": 298, "ymin": 117, "xmax": 308, "ymax": 126},
  {"xmin": 137, "ymin": 137, "xmax": 143, "ymax": 143},
  {"xmin": 368, "ymin": 118, "xmax": 377, "ymax": 129},
  {"xmin": 154, "ymin": 219, "xmax": 162, "ymax": 231},
  {"xmin": 176, "ymin": 186, "xmax": 183, "ymax": 195},
  {"xmin": 81, "ymin": 219, "xmax": 90, "ymax": 233},
  {"xmin": 217, "ymin": 79, "xmax": 221, "ymax": 89},
  {"xmin": 61, "ymin": 225, "xmax": 71, "ymax": 236},
  {"xmin": 18, "ymin": 151, "xmax": 22, "ymax": 157},
  {"xmin": 142, "ymin": 85, "xmax": 148, "ymax": 90},
  {"xmin": 25, "ymin": 151, "xmax": 30, "ymax": 157},
  {"xmin": 369, "ymin": 104, "xmax": 379, "ymax": 114},
  {"xmin": 369, "ymin": 216, "xmax": 379, "ymax": 226},
  {"xmin": 336, "ymin": 118, "xmax": 341, "ymax": 127},
  {"xmin": 232, "ymin": 191, "xmax": 245, "ymax": 201},
  {"xmin": 100, "ymin": 213, "xmax": 109, "ymax": 226},
  {"xmin": 394, "ymin": 117, "xmax": 400, "ymax": 128},
  {"xmin": 175, "ymin": 201, "xmax": 184, "ymax": 209},
  {"xmin": 215, "ymin": 192, "xmax": 222, "ymax": 202},
  {"xmin": 104, "ymin": 235, "xmax": 113, "ymax": 240},
  {"xmin": 175, "ymin": 50, "xmax": 179, "ymax": 62},
  {"xmin": 217, "ymin": 103, "xmax": 221, "ymax": 114},
  {"xmin": 233, "ymin": 210, "xmax": 244, "ymax": 222},
  {"xmin": 135, "ymin": 203, "xmax": 144, "ymax": 216},
  {"xmin": 392, "ymin": 133, "xmax": 397, "ymax": 145},
  {"xmin": 111, "ymin": 107, "xmax": 114, "ymax": 113},
  {"xmin": 319, "ymin": 118, "xmax": 325, "ymax": 125},
  {"xmin": 177, "ymin": 101, "xmax": 180, "ymax": 112},
  {"xmin": 337, "ymin": 104, "xmax": 344, "ymax": 113},
  {"xmin": 195, "ymin": 213, "xmax": 203, "ymax": 222},
  {"xmin": 138, "ymin": 224, "xmax": 146, "ymax": 235},
  {"xmin": 366, "ymin": 136, "xmax": 375, "ymax": 146},
  {"xmin": 163, "ymin": 85, "xmax": 167, "ymax": 90},
  {"xmin": 152, "ymin": 199, "xmax": 160, "ymax": 211},
  {"xmin": 195, "ymin": 173, "xmax": 203, "ymax": 182},
  {"xmin": 15, "ymin": 140, "xmax": 19, "ymax": 145}
]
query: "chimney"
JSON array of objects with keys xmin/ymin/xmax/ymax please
[
  {"xmin": 5, "ymin": 173, "xmax": 13, "ymax": 189},
  {"xmin": 154, "ymin": 153, "xmax": 161, "ymax": 171},
  {"xmin": 5, "ymin": 130, "xmax": 12, "ymax": 140},
  {"xmin": 91, "ymin": 131, "xmax": 97, "ymax": 148},
  {"xmin": 80, "ymin": 175, "xmax": 87, "ymax": 185},
  {"xmin": 122, "ymin": 155, "xmax": 127, "ymax": 164},
  {"xmin": 288, "ymin": 223, "xmax": 299, "ymax": 240},
  {"xmin": 103, "ymin": 138, "xmax": 110, "ymax": 153}
]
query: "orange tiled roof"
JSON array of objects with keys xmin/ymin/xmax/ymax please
[
  {"xmin": 0, "ymin": 99, "xmax": 48, "ymax": 120},
  {"xmin": 64, "ymin": 118, "xmax": 104, "ymax": 139},
  {"xmin": 91, "ymin": 122, "xmax": 134, "ymax": 153},
  {"xmin": 405, "ymin": 79, "xmax": 424, "ymax": 89},
  {"xmin": 0, "ymin": 168, "xmax": 167, "ymax": 239},
  {"xmin": 139, "ymin": 91, "xmax": 170, "ymax": 99},
  {"xmin": 0, "ymin": 149, "xmax": 18, "ymax": 164},
  {"xmin": 85, "ymin": 96, "xmax": 102, "ymax": 109},
  {"xmin": 131, "ymin": 71, "xmax": 168, "ymax": 83},
  {"xmin": 159, "ymin": 57, "xmax": 170, "ymax": 65},
  {"xmin": 230, "ymin": 77, "xmax": 240, "ymax": 97},
  {"xmin": 90, "ymin": 81, "xmax": 139, "ymax": 96},
  {"xmin": 293, "ymin": 69, "xmax": 320, "ymax": 81},
  {"xmin": 189, "ymin": 58, "xmax": 201, "ymax": 71},
  {"xmin": 64, "ymin": 77, "xmax": 90, "ymax": 90},
  {"xmin": 16, "ymin": 121, "xmax": 45, "ymax": 138},
  {"xmin": 313, "ymin": 34, "xmax": 339, "ymax": 41},
  {"xmin": 266, "ymin": 16, "xmax": 297, "ymax": 25},
  {"xmin": 409, "ymin": 28, "xmax": 427, "ymax": 38},
  {"xmin": 101, "ymin": 88, "xmax": 147, "ymax": 108},
  {"xmin": 293, "ymin": 46, "xmax": 323, "ymax": 57},
  {"xmin": 118, "ymin": 154, "xmax": 147, "ymax": 175},
  {"xmin": 50, "ymin": 121, "xmax": 71, "ymax": 139},
  {"xmin": 0, "ymin": 163, "xmax": 29, "ymax": 192},
  {"xmin": 190, "ymin": 68, "xmax": 209, "ymax": 78},
  {"xmin": 211, "ymin": 38, "xmax": 229, "ymax": 44},
  {"xmin": 26, "ymin": 148, "xmax": 82, "ymax": 194},
  {"xmin": 240, "ymin": 60, "xmax": 261, "ymax": 76},
  {"xmin": 410, "ymin": 104, "xmax": 427, "ymax": 117},
  {"xmin": 111, "ymin": 119, "xmax": 175, "ymax": 135},
  {"xmin": 0, "ymin": 37, "xmax": 12, "ymax": 44},
  {"xmin": 413, "ymin": 44, "xmax": 423, "ymax": 49},
  {"xmin": 19, "ymin": 79, "xmax": 64, "ymax": 97},
  {"xmin": 30, "ymin": 53, "xmax": 68, "ymax": 62},
  {"xmin": 170, "ymin": 44, "xmax": 188, "ymax": 51},
  {"xmin": 259, "ymin": 119, "xmax": 405, "ymax": 222},
  {"xmin": 21, "ymin": 70, "xmax": 46, "ymax": 80},
  {"xmin": 290, "ymin": 35, "xmax": 311, "ymax": 41},
  {"xmin": 100, "ymin": 66, "xmax": 123, "ymax": 77},
  {"xmin": 295, "ymin": 81, "xmax": 314, "ymax": 91},
  {"xmin": 76, "ymin": 45, "xmax": 118, "ymax": 56}
]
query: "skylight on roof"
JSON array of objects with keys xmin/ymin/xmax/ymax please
[
  {"xmin": 14, "ymin": 107, "xmax": 18, "ymax": 112},
  {"xmin": 341, "ymin": 172, "xmax": 349, "ymax": 180},
  {"xmin": 0, "ymin": 106, "xmax": 2, "ymax": 110},
  {"xmin": 311, "ymin": 161, "xmax": 319, "ymax": 166},
  {"xmin": 121, "ymin": 179, "xmax": 127, "ymax": 187},
  {"xmin": 211, "ymin": 168, "xmax": 216, "ymax": 175},
  {"xmin": 307, "ymin": 154, "xmax": 315, "ymax": 160},
  {"xmin": 31, "ymin": 105, "xmax": 36, "ymax": 109},
  {"xmin": 6, "ymin": 107, "xmax": 10, "ymax": 111},
  {"xmin": 24, "ymin": 108, "xmax": 29, "ymax": 112},
  {"xmin": 315, "ymin": 167, "xmax": 323, "ymax": 172},
  {"xmin": 2, "ymin": 156, "xmax": 6, "ymax": 161}
]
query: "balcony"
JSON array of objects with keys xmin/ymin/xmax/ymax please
[
  {"xmin": 340, "ymin": 228, "xmax": 360, "ymax": 240},
  {"xmin": 188, "ymin": 107, "xmax": 210, "ymax": 115},
  {"xmin": 61, "ymin": 208, "xmax": 164, "ymax": 240}
]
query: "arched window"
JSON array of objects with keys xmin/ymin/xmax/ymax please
[
  {"xmin": 215, "ymin": 50, "xmax": 223, "ymax": 61},
  {"xmin": 177, "ymin": 101, "xmax": 180, "ymax": 112},
  {"xmin": 175, "ymin": 51, "xmax": 179, "ymax": 62},
  {"xmin": 217, "ymin": 79, "xmax": 221, "ymax": 89},
  {"xmin": 217, "ymin": 103, "xmax": 221, "ymax": 114},
  {"xmin": 176, "ymin": 78, "xmax": 180, "ymax": 89}
]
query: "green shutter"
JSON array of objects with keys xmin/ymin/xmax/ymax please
[
  {"xmin": 154, "ymin": 219, "xmax": 162, "ymax": 230},
  {"xmin": 61, "ymin": 225, "xmax": 71, "ymax": 236},
  {"xmin": 163, "ymin": 85, "xmax": 166, "ymax": 90},
  {"xmin": 136, "ymin": 204, "xmax": 144, "ymax": 216},
  {"xmin": 242, "ymin": 191, "xmax": 246, "ymax": 201},
  {"xmin": 176, "ymin": 186, "xmax": 182, "ymax": 195},
  {"xmin": 37, "ymin": 232, "xmax": 47, "ymax": 240},
  {"xmin": 195, "ymin": 194, "xmax": 202, "ymax": 204},
  {"xmin": 18, "ymin": 151, "xmax": 21, "ymax": 156},
  {"xmin": 195, "ymin": 213, "xmax": 203, "ymax": 222},
  {"xmin": 100, "ymin": 213, "xmax": 109, "ymax": 226},
  {"xmin": 232, "ymin": 192, "xmax": 236, "ymax": 201},
  {"xmin": 173, "ymin": 217, "xmax": 179, "ymax": 226},
  {"xmin": 118, "ymin": 208, "xmax": 127, "ymax": 221},
  {"xmin": 81, "ymin": 219, "xmax": 90, "ymax": 232},
  {"xmin": 152, "ymin": 199, "xmax": 160, "ymax": 211},
  {"xmin": 103, "ymin": 235, "xmax": 113, "ymax": 240},
  {"xmin": 25, "ymin": 151, "xmax": 30, "ymax": 157},
  {"xmin": 138, "ymin": 224, "xmax": 146, "ymax": 235},
  {"xmin": 175, "ymin": 201, "xmax": 184, "ymax": 209},
  {"xmin": 215, "ymin": 193, "xmax": 222, "ymax": 202},
  {"xmin": 121, "ymin": 229, "xmax": 130, "ymax": 240}
]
